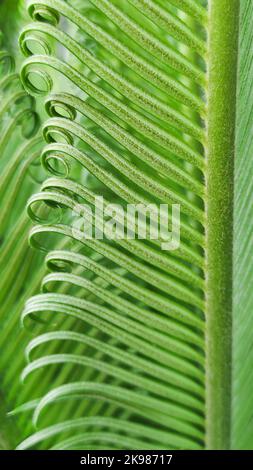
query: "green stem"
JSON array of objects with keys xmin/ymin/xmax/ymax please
[{"xmin": 205, "ymin": 0, "xmax": 239, "ymax": 450}]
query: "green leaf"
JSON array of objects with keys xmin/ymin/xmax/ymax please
[
  {"xmin": 0, "ymin": 0, "xmax": 252, "ymax": 451},
  {"xmin": 232, "ymin": 0, "xmax": 253, "ymax": 450},
  {"xmin": 0, "ymin": 30, "xmax": 44, "ymax": 446}
]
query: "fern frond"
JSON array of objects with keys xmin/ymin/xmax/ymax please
[
  {"xmin": 15, "ymin": 0, "xmax": 208, "ymax": 450},
  {"xmin": 0, "ymin": 40, "xmax": 44, "ymax": 447},
  {"xmin": 0, "ymin": 0, "xmax": 247, "ymax": 451}
]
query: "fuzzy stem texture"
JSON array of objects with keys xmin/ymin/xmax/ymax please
[{"xmin": 205, "ymin": 0, "xmax": 240, "ymax": 450}]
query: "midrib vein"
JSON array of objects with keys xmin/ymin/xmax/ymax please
[{"xmin": 205, "ymin": 0, "xmax": 240, "ymax": 450}]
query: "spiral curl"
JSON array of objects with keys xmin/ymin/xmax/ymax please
[{"xmin": 17, "ymin": 0, "xmax": 208, "ymax": 450}]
